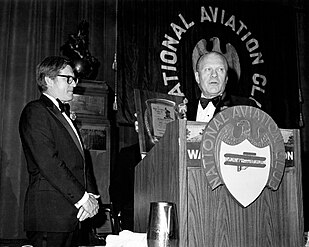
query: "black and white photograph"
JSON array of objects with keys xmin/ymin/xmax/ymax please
[{"xmin": 0, "ymin": 0, "xmax": 308, "ymax": 246}]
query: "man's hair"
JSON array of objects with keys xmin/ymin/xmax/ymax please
[
  {"xmin": 196, "ymin": 51, "xmax": 229, "ymax": 73},
  {"xmin": 36, "ymin": 56, "xmax": 72, "ymax": 92}
]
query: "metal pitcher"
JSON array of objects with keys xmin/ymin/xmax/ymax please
[{"xmin": 147, "ymin": 201, "xmax": 179, "ymax": 247}]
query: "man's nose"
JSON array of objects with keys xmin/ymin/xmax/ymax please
[{"xmin": 211, "ymin": 69, "xmax": 218, "ymax": 77}]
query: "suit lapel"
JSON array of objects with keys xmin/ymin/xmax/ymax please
[
  {"xmin": 40, "ymin": 95, "xmax": 85, "ymax": 159},
  {"xmin": 187, "ymin": 99, "xmax": 199, "ymax": 121}
]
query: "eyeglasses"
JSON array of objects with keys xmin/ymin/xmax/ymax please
[{"xmin": 57, "ymin": 75, "xmax": 79, "ymax": 85}]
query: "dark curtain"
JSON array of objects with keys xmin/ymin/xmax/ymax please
[
  {"xmin": 0, "ymin": 0, "xmax": 115, "ymax": 239},
  {"xmin": 117, "ymin": 0, "xmax": 305, "ymax": 129}
]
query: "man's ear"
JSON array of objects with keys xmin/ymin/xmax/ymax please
[
  {"xmin": 194, "ymin": 71, "xmax": 200, "ymax": 84},
  {"xmin": 45, "ymin": 76, "xmax": 54, "ymax": 87}
]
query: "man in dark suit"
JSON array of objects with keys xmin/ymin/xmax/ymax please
[
  {"xmin": 186, "ymin": 51, "xmax": 257, "ymax": 121},
  {"xmin": 19, "ymin": 56, "xmax": 99, "ymax": 247}
]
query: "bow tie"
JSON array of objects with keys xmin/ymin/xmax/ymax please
[
  {"xmin": 56, "ymin": 98, "xmax": 71, "ymax": 117},
  {"xmin": 200, "ymin": 95, "xmax": 222, "ymax": 109}
]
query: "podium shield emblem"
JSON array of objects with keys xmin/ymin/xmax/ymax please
[
  {"xmin": 220, "ymin": 140, "xmax": 270, "ymax": 207},
  {"xmin": 201, "ymin": 106, "xmax": 285, "ymax": 207}
]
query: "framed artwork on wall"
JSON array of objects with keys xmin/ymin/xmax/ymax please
[
  {"xmin": 79, "ymin": 124, "xmax": 107, "ymax": 151},
  {"xmin": 69, "ymin": 79, "xmax": 109, "ymax": 123}
]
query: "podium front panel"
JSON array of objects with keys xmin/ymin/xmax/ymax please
[{"xmin": 134, "ymin": 120, "xmax": 303, "ymax": 247}]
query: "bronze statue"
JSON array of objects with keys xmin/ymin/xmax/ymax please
[{"xmin": 61, "ymin": 20, "xmax": 100, "ymax": 80}]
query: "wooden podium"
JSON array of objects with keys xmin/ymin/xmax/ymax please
[{"xmin": 134, "ymin": 119, "xmax": 304, "ymax": 247}]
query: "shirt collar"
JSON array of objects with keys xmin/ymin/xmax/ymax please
[{"xmin": 43, "ymin": 93, "xmax": 61, "ymax": 111}]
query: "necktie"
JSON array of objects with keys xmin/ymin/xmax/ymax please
[
  {"xmin": 200, "ymin": 95, "xmax": 221, "ymax": 109},
  {"xmin": 56, "ymin": 98, "xmax": 71, "ymax": 117}
]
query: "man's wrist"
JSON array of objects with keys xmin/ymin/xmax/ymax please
[
  {"xmin": 74, "ymin": 192, "xmax": 89, "ymax": 208},
  {"xmin": 88, "ymin": 192, "xmax": 100, "ymax": 199}
]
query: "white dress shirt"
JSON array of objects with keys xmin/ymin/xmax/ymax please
[{"xmin": 196, "ymin": 100, "xmax": 216, "ymax": 123}]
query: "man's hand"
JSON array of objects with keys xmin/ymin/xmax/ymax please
[{"xmin": 77, "ymin": 195, "xmax": 99, "ymax": 221}]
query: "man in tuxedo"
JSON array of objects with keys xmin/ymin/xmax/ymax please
[
  {"xmin": 19, "ymin": 56, "xmax": 99, "ymax": 247},
  {"xmin": 186, "ymin": 51, "xmax": 256, "ymax": 121}
]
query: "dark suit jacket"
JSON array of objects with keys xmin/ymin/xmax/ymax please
[
  {"xmin": 186, "ymin": 93, "xmax": 258, "ymax": 121},
  {"xmin": 19, "ymin": 94, "xmax": 97, "ymax": 232}
]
